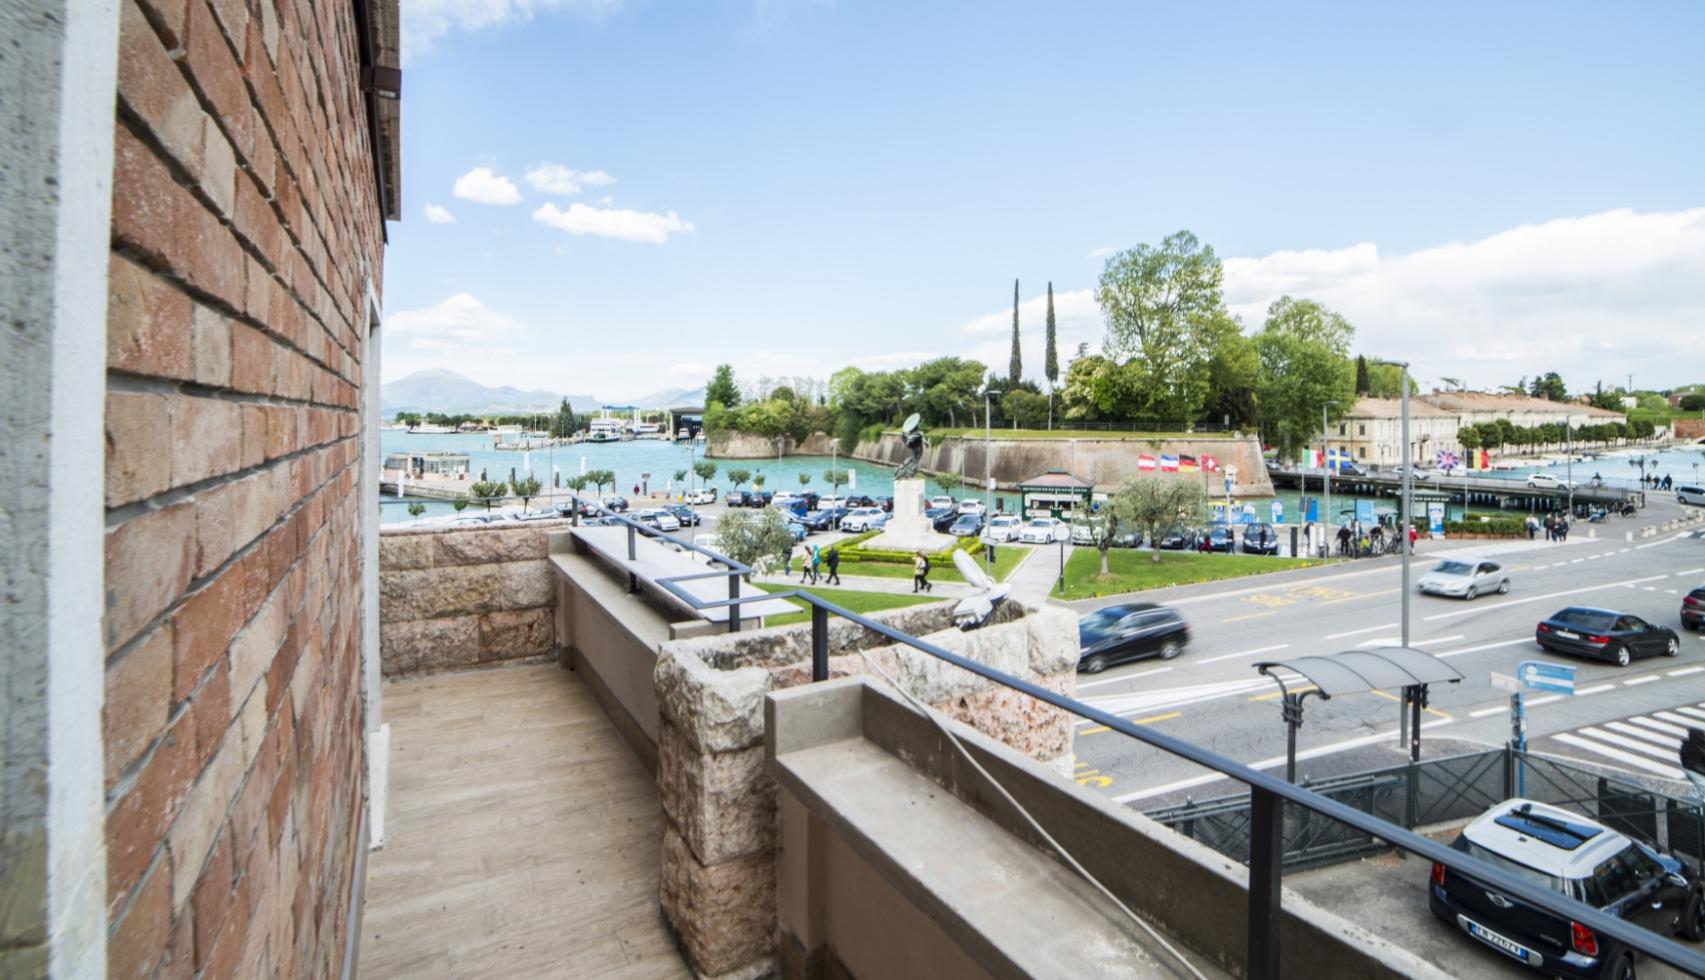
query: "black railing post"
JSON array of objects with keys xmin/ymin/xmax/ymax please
[
  {"xmin": 727, "ymin": 571, "xmax": 741, "ymax": 633},
  {"xmin": 627, "ymin": 523, "xmax": 637, "ymax": 561},
  {"xmin": 1248, "ymin": 786, "xmax": 1283, "ymax": 980},
  {"xmin": 811, "ymin": 605, "xmax": 829, "ymax": 682}
]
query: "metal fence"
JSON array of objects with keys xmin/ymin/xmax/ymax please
[
  {"xmin": 1148, "ymin": 747, "xmax": 1705, "ymax": 874},
  {"xmin": 553, "ymin": 495, "xmax": 1705, "ymax": 980}
]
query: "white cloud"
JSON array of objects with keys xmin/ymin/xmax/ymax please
[
  {"xmin": 1220, "ymin": 208, "xmax": 1705, "ymax": 391},
  {"xmin": 958, "ymin": 287, "xmax": 1103, "ymax": 384},
  {"xmin": 532, "ymin": 201, "xmax": 695, "ymax": 243},
  {"xmin": 423, "ymin": 203, "xmax": 457, "ymax": 224},
  {"xmin": 452, "ymin": 166, "xmax": 522, "ymax": 206},
  {"xmin": 383, "ymin": 293, "xmax": 530, "ymax": 385},
  {"xmin": 402, "ymin": 0, "xmax": 623, "ymax": 61},
  {"xmin": 524, "ymin": 163, "xmax": 617, "ymax": 197},
  {"xmin": 1088, "ymin": 246, "xmax": 1118, "ymax": 259}
]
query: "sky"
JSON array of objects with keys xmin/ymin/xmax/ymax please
[{"xmin": 381, "ymin": 0, "xmax": 1705, "ymax": 404}]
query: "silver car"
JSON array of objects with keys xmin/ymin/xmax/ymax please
[{"xmin": 1417, "ymin": 558, "xmax": 1509, "ymax": 600}]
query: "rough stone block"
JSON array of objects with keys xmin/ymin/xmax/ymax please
[
  {"xmin": 477, "ymin": 607, "xmax": 552, "ymax": 662},
  {"xmin": 655, "ymin": 649, "xmax": 772, "ymax": 755},
  {"xmin": 497, "ymin": 560, "xmax": 554, "ymax": 609},
  {"xmin": 378, "ymin": 564, "xmax": 501, "ymax": 623},
  {"xmin": 657, "ymin": 722, "xmax": 775, "ymax": 866},
  {"xmin": 380, "ymin": 616, "xmax": 480, "ymax": 676},
  {"xmin": 435, "ymin": 525, "xmax": 549, "ymax": 566},
  {"xmin": 1025, "ymin": 605, "xmax": 1082, "ymax": 677},
  {"xmin": 659, "ymin": 824, "xmax": 775, "ymax": 979},
  {"xmin": 376, "ymin": 532, "xmax": 434, "ymax": 571}
]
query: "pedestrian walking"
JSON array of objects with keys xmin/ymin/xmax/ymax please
[
  {"xmin": 807, "ymin": 544, "xmax": 822, "ymax": 584},
  {"xmin": 785, "ymin": 544, "xmax": 795, "ymax": 579},
  {"xmin": 1336, "ymin": 524, "xmax": 1352, "ymax": 557},
  {"xmin": 1682, "ymin": 728, "xmax": 1705, "ymax": 803},
  {"xmin": 825, "ymin": 546, "xmax": 840, "ymax": 585},
  {"xmin": 1556, "ymin": 516, "xmax": 1569, "ymax": 542},
  {"xmin": 1524, "ymin": 514, "xmax": 1539, "ymax": 539},
  {"xmin": 1407, "ymin": 524, "xmax": 1418, "ymax": 552},
  {"xmin": 1543, "ymin": 513, "xmax": 1556, "ymax": 541},
  {"xmin": 912, "ymin": 551, "xmax": 932, "ymax": 593}
]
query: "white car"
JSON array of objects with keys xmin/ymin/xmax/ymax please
[
  {"xmin": 839, "ymin": 507, "xmax": 886, "ymax": 532},
  {"xmin": 687, "ymin": 488, "xmax": 717, "ymax": 505},
  {"xmin": 1391, "ymin": 466, "xmax": 1432, "ymax": 482},
  {"xmin": 636, "ymin": 508, "xmax": 681, "ymax": 532},
  {"xmin": 1525, "ymin": 472, "xmax": 1574, "ymax": 489},
  {"xmin": 1417, "ymin": 557, "xmax": 1509, "ymax": 600},
  {"xmin": 929, "ymin": 495, "xmax": 956, "ymax": 511},
  {"xmin": 957, "ymin": 498, "xmax": 985, "ymax": 515},
  {"xmin": 1019, "ymin": 517, "xmax": 1065, "ymax": 544},
  {"xmin": 817, "ymin": 496, "xmax": 847, "ymax": 511},
  {"xmin": 984, "ymin": 515, "xmax": 1022, "ymax": 542}
]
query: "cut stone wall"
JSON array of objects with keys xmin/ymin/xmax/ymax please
[
  {"xmin": 653, "ymin": 600, "xmax": 1079, "ymax": 978},
  {"xmin": 705, "ymin": 430, "xmax": 834, "ymax": 459},
  {"xmin": 379, "ymin": 521, "xmax": 573, "ymax": 675}
]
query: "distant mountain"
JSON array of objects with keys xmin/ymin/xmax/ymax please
[
  {"xmin": 627, "ymin": 386, "xmax": 707, "ymax": 409},
  {"xmin": 380, "ymin": 369, "xmax": 600, "ymax": 416}
]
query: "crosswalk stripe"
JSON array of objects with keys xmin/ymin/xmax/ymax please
[
  {"xmin": 1552, "ymin": 733, "xmax": 1685, "ymax": 779},
  {"xmin": 1673, "ymin": 706, "xmax": 1705, "ymax": 722},
  {"xmin": 1578, "ymin": 726, "xmax": 1684, "ymax": 762},
  {"xmin": 1655, "ymin": 711, "xmax": 1705, "ymax": 731},
  {"xmin": 1628, "ymin": 715, "xmax": 1690, "ymax": 737},
  {"xmin": 1605, "ymin": 721, "xmax": 1680, "ymax": 748}
]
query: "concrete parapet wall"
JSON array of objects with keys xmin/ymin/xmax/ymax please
[
  {"xmin": 705, "ymin": 430, "xmax": 835, "ymax": 459},
  {"xmin": 854, "ymin": 432, "xmax": 1276, "ymax": 496},
  {"xmin": 378, "ymin": 521, "xmax": 571, "ymax": 675},
  {"xmin": 653, "ymin": 600, "xmax": 1079, "ymax": 977}
]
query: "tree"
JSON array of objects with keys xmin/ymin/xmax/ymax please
[
  {"xmin": 797, "ymin": 472, "xmax": 810, "ymax": 487},
  {"xmin": 1095, "ymin": 231, "xmax": 1227, "ymax": 422},
  {"xmin": 510, "ymin": 475, "xmax": 542, "ymax": 509},
  {"xmin": 770, "ymin": 385, "xmax": 797, "ymax": 404},
  {"xmin": 395, "ymin": 411, "xmax": 422, "ymax": 428},
  {"xmin": 1001, "ymin": 390, "xmax": 1049, "ymax": 429},
  {"xmin": 705, "ymin": 364, "xmax": 741, "ymax": 408},
  {"xmin": 587, "ymin": 469, "xmax": 615, "ymax": 495},
  {"xmin": 714, "ymin": 508, "xmax": 797, "ymax": 576},
  {"xmin": 553, "ymin": 397, "xmax": 577, "ymax": 438},
  {"xmin": 407, "ymin": 501, "xmax": 426, "ymax": 523},
  {"xmin": 1008, "ymin": 278, "xmax": 1022, "ymax": 385},
  {"xmin": 1456, "ymin": 427, "xmax": 1481, "ymax": 452},
  {"xmin": 469, "ymin": 480, "xmax": 506, "ymax": 511},
  {"xmin": 1075, "ymin": 503, "xmax": 1122, "ymax": 575},
  {"xmin": 1354, "ymin": 356, "xmax": 1370, "ymax": 395},
  {"xmin": 1681, "ymin": 393, "xmax": 1705, "ymax": 412},
  {"xmin": 451, "ymin": 495, "xmax": 469, "ymax": 513},
  {"xmin": 1201, "ymin": 311, "xmax": 1258, "ymax": 429},
  {"xmin": 564, "ymin": 475, "xmax": 590, "ymax": 498},
  {"xmin": 1110, "ymin": 477, "xmax": 1208, "ymax": 564},
  {"xmin": 822, "ymin": 468, "xmax": 847, "ymax": 494},
  {"xmin": 1529, "ymin": 372, "xmax": 1568, "ymax": 401},
  {"xmin": 1588, "ymin": 382, "xmax": 1623, "ymax": 411},
  {"xmin": 1438, "ymin": 376, "xmax": 1463, "ymax": 392},
  {"xmin": 908, "ymin": 356, "xmax": 986, "ymax": 428},
  {"xmin": 1044, "ymin": 282, "xmax": 1059, "ymax": 427},
  {"xmin": 1364, "ymin": 361, "xmax": 1416, "ymax": 399},
  {"xmin": 935, "ymin": 472, "xmax": 962, "ymax": 495},
  {"xmin": 752, "ymin": 473, "xmax": 767, "ymax": 490},
  {"xmin": 727, "ymin": 468, "xmax": 751, "ymax": 490},
  {"xmin": 1254, "ymin": 297, "xmax": 1356, "ymax": 460},
  {"xmin": 693, "ymin": 460, "xmax": 719, "ymax": 487}
]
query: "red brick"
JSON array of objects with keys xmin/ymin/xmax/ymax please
[
  {"xmin": 118, "ymin": 0, "xmax": 205, "ymax": 175},
  {"xmin": 183, "ymin": 0, "xmax": 253, "ymax": 161},
  {"xmin": 106, "ymin": 711, "xmax": 195, "ymax": 915},
  {"xmin": 106, "ymin": 390, "xmax": 175, "ymax": 507},
  {"xmin": 190, "ymin": 659, "xmax": 232, "ymax": 772},
  {"xmin": 104, "ymin": 623, "xmax": 174, "ymax": 789},
  {"xmin": 239, "ymin": 403, "xmax": 266, "ymax": 469},
  {"xmin": 111, "ymin": 122, "xmax": 245, "ymax": 311},
  {"xmin": 171, "ymin": 394, "xmax": 242, "ymax": 488},
  {"xmin": 108, "ymin": 856, "xmax": 171, "ymax": 979},
  {"xmin": 190, "ymin": 831, "xmax": 235, "ymax": 970},
  {"xmin": 105, "ymin": 500, "xmax": 197, "ymax": 653},
  {"xmin": 234, "ymin": 169, "xmax": 281, "ymax": 266},
  {"xmin": 191, "ymin": 302, "xmax": 233, "ymax": 389},
  {"xmin": 172, "ymin": 548, "xmax": 264, "ymax": 700},
  {"xmin": 108, "ymin": 252, "xmax": 193, "ymax": 381},
  {"xmin": 229, "ymin": 322, "xmax": 274, "ymax": 394}
]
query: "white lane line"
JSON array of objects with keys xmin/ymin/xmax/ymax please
[
  {"xmin": 1578, "ymin": 727, "xmax": 1686, "ymax": 762},
  {"xmin": 1635, "ymin": 534, "xmax": 1686, "ymax": 551},
  {"xmin": 1619, "ymin": 549, "xmax": 1632, "ymax": 554},
  {"xmin": 1677, "ymin": 567, "xmax": 1704, "ymax": 575},
  {"xmin": 1552, "ymin": 733, "xmax": 1685, "ymax": 779},
  {"xmin": 1606, "ymin": 722, "xmax": 1680, "ymax": 748},
  {"xmin": 1575, "ymin": 684, "xmax": 1617, "ymax": 696},
  {"xmin": 1196, "ymin": 643, "xmax": 1291, "ymax": 666},
  {"xmin": 1326, "ymin": 622, "xmax": 1399, "ymax": 639},
  {"xmin": 1525, "ymin": 695, "xmax": 1564, "ymax": 707},
  {"xmin": 1669, "ymin": 667, "xmax": 1705, "ymax": 677},
  {"xmin": 1470, "ymin": 705, "xmax": 1507, "ymax": 718},
  {"xmin": 1423, "ymin": 574, "xmax": 1672, "ymax": 621},
  {"xmin": 1112, "ymin": 720, "xmax": 1456, "ymax": 804},
  {"xmin": 1074, "ymin": 666, "xmax": 1174, "ymax": 691},
  {"xmin": 1587, "ymin": 554, "xmax": 1601, "ymax": 561},
  {"xmin": 1628, "ymin": 715, "xmax": 1690, "ymax": 737},
  {"xmin": 1436, "ymin": 638, "xmax": 1532, "ymax": 660},
  {"xmin": 1531, "ymin": 564, "xmax": 1550, "ymax": 570},
  {"xmin": 1623, "ymin": 675, "xmax": 1661, "ymax": 686}
]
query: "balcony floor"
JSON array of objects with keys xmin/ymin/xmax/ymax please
[{"xmin": 357, "ymin": 662, "xmax": 687, "ymax": 979}]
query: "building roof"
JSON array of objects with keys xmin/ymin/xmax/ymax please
[
  {"xmin": 1343, "ymin": 396, "xmax": 1455, "ymax": 419},
  {"xmin": 1018, "ymin": 470, "xmax": 1093, "ymax": 490},
  {"xmin": 1418, "ymin": 391, "xmax": 1625, "ymax": 418}
]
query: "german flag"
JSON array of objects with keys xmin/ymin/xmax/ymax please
[{"xmin": 1178, "ymin": 454, "xmax": 1198, "ymax": 472}]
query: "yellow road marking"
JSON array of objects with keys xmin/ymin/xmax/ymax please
[
  {"xmin": 1321, "ymin": 587, "xmax": 1398, "ymax": 605},
  {"xmin": 1368, "ymin": 688, "xmax": 1453, "ymax": 718},
  {"xmin": 1251, "ymin": 684, "xmax": 1316, "ymax": 701},
  {"xmin": 1079, "ymin": 711, "xmax": 1182, "ymax": 736},
  {"xmin": 1224, "ymin": 610, "xmax": 1277, "ymax": 623}
]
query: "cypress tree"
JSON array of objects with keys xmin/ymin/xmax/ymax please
[
  {"xmin": 1008, "ymin": 278, "xmax": 1022, "ymax": 385},
  {"xmin": 1044, "ymin": 282, "xmax": 1059, "ymax": 427},
  {"xmin": 1354, "ymin": 355, "xmax": 1370, "ymax": 395}
]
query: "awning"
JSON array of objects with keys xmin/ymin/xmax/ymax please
[{"xmin": 1254, "ymin": 647, "xmax": 1462, "ymax": 698}]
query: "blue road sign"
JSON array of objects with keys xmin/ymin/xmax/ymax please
[{"xmin": 1517, "ymin": 660, "xmax": 1576, "ymax": 695}]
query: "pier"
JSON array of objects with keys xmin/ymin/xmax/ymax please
[{"xmin": 1265, "ymin": 465, "xmax": 1644, "ymax": 511}]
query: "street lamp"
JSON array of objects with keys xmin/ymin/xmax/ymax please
[
  {"xmin": 1054, "ymin": 523, "xmax": 1071, "ymax": 597},
  {"xmin": 984, "ymin": 389, "xmax": 1002, "ymax": 574},
  {"xmin": 1372, "ymin": 358, "xmax": 1414, "ymax": 750},
  {"xmin": 1321, "ymin": 400, "xmax": 1339, "ymax": 557}
]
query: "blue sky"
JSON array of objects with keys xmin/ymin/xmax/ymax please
[{"xmin": 383, "ymin": 0, "xmax": 1705, "ymax": 402}]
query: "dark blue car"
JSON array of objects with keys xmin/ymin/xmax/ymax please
[{"xmin": 1535, "ymin": 606, "xmax": 1680, "ymax": 667}]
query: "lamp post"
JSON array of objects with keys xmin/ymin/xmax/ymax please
[
  {"xmin": 1321, "ymin": 401, "xmax": 1339, "ymax": 557},
  {"xmin": 1054, "ymin": 524, "xmax": 1070, "ymax": 597},
  {"xmin": 1374, "ymin": 358, "xmax": 1413, "ymax": 750},
  {"xmin": 984, "ymin": 389, "xmax": 1002, "ymax": 574}
]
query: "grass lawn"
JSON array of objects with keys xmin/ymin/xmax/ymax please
[
  {"xmin": 754, "ymin": 583, "xmax": 940, "ymax": 626},
  {"xmin": 834, "ymin": 543, "xmax": 1028, "ymax": 583},
  {"xmin": 917, "ymin": 427, "xmax": 1240, "ymax": 442},
  {"xmin": 1055, "ymin": 549, "xmax": 1329, "ymax": 600}
]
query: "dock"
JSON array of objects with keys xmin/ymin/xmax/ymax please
[{"xmin": 1266, "ymin": 466, "xmax": 1643, "ymax": 511}]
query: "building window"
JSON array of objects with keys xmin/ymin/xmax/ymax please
[
  {"xmin": 1338, "ymin": 423, "xmax": 1346, "ymax": 436},
  {"xmin": 1358, "ymin": 423, "xmax": 1366, "ymax": 436},
  {"xmin": 1358, "ymin": 447, "xmax": 1367, "ymax": 459}
]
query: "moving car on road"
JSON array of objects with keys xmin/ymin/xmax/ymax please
[
  {"xmin": 1526, "ymin": 472, "xmax": 1575, "ymax": 490},
  {"xmin": 1683, "ymin": 585, "xmax": 1704, "ymax": 631},
  {"xmin": 602, "ymin": 495, "xmax": 629, "ymax": 512},
  {"xmin": 1077, "ymin": 603, "xmax": 1190, "ymax": 673},
  {"xmin": 1418, "ymin": 558, "xmax": 1510, "ymax": 600},
  {"xmin": 1019, "ymin": 517, "xmax": 1064, "ymax": 544},
  {"xmin": 1535, "ymin": 606, "xmax": 1681, "ymax": 666},
  {"xmin": 1428, "ymin": 798, "xmax": 1705, "ymax": 979},
  {"xmin": 1679, "ymin": 485, "xmax": 1705, "ymax": 507},
  {"xmin": 984, "ymin": 514, "xmax": 1023, "ymax": 542}
]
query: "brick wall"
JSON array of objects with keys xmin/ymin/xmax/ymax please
[
  {"xmin": 102, "ymin": 1, "xmax": 385, "ymax": 976},
  {"xmin": 378, "ymin": 522, "xmax": 568, "ymax": 676}
]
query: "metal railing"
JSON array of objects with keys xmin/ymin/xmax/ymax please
[{"xmin": 556, "ymin": 495, "xmax": 1705, "ymax": 979}]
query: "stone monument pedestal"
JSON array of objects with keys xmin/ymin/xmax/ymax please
[{"xmin": 864, "ymin": 477, "xmax": 955, "ymax": 553}]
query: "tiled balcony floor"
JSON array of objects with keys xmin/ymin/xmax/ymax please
[{"xmin": 357, "ymin": 662, "xmax": 687, "ymax": 978}]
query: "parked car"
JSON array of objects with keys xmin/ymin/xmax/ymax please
[
  {"xmin": 723, "ymin": 490, "xmax": 748, "ymax": 508},
  {"xmin": 1679, "ymin": 485, "xmax": 1705, "ymax": 507},
  {"xmin": 928, "ymin": 507, "xmax": 959, "ymax": 532},
  {"xmin": 1240, "ymin": 523, "xmax": 1280, "ymax": 556},
  {"xmin": 796, "ymin": 509, "xmax": 836, "ymax": 532},
  {"xmin": 783, "ymin": 519, "xmax": 807, "ymax": 542},
  {"xmin": 876, "ymin": 496, "xmax": 894, "ymax": 512},
  {"xmin": 948, "ymin": 513, "xmax": 985, "ymax": 537},
  {"xmin": 1526, "ymin": 472, "xmax": 1575, "ymax": 489},
  {"xmin": 1536, "ymin": 606, "xmax": 1681, "ymax": 666},
  {"xmin": 930, "ymin": 495, "xmax": 956, "ymax": 511},
  {"xmin": 601, "ymin": 494, "xmax": 629, "ymax": 512},
  {"xmin": 516, "ymin": 509, "xmax": 568, "ymax": 522},
  {"xmin": 635, "ymin": 508, "xmax": 681, "ymax": 532},
  {"xmin": 1019, "ymin": 517, "xmax": 1064, "ymax": 544},
  {"xmin": 816, "ymin": 496, "xmax": 847, "ymax": 512},
  {"xmin": 839, "ymin": 507, "xmax": 887, "ymax": 532},
  {"xmin": 1110, "ymin": 529, "xmax": 1143, "ymax": 548},
  {"xmin": 1077, "ymin": 603, "xmax": 1191, "ymax": 673},
  {"xmin": 1334, "ymin": 461, "xmax": 1369, "ymax": 477},
  {"xmin": 1428, "ymin": 798, "xmax": 1705, "ymax": 978},
  {"xmin": 1155, "ymin": 526, "xmax": 1199, "ymax": 550},
  {"xmin": 1070, "ymin": 520, "xmax": 1096, "ymax": 545},
  {"xmin": 1204, "ymin": 524, "xmax": 1236, "ymax": 553},
  {"xmin": 749, "ymin": 490, "xmax": 775, "ymax": 507},
  {"xmin": 686, "ymin": 488, "xmax": 717, "ymax": 505},
  {"xmin": 1684, "ymin": 585, "xmax": 1705, "ymax": 631},
  {"xmin": 984, "ymin": 514, "xmax": 1023, "ymax": 542},
  {"xmin": 1390, "ymin": 466, "xmax": 1433, "ymax": 482},
  {"xmin": 843, "ymin": 495, "xmax": 876, "ymax": 509},
  {"xmin": 957, "ymin": 498, "xmax": 985, "ymax": 516},
  {"xmin": 772, "ymin": 496, "xmax": 808, "ymax": 516},
  {"xmin": 664, "ymin": 504, "xmax": 701, "ymax": 527},
  {"xmin": 1418, "ymin": 557, "xmax": 1509, "ymax": 600}
]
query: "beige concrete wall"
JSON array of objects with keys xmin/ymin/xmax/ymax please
[
  {"xmin": 855, "ymin": 432, "xmax": 1276, "ymax": 497},
  {"xmin": 705, "ymin": 430, "xmax": 834, "ymax": 459},
  {"xmin": 378, "ymin": 521, "xmax": 567, "ymax": 675}
]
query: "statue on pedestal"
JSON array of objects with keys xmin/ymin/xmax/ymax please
[{"xmin": 894, "ymin": 414, "xmax": 925, "ymax": 480}]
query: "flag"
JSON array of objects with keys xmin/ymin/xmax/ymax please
[
  {"xmin": 1203, "ymin": 455, "xmax": 1220, "ymax": 472},
  {"xmin": 1311, "ymin": 449, "xmax": 1324, "ymax": 468},
  {"xmin": 1435, "ymin": 450, "xmax": 1459, "ymax": 471},
  {"xmin": 1178, "ymin": 454, "xmax": 1198, "ymax": 472},
  {"xmin": 1479, "ymin": 449, "xmax": 1490, "ymax": 470},
  {"xmin": 1138, "ymin": 454, "xmax": 1157, "ymax": 471},
  {"xmin": 1326, "ymin": 447, "xmax": 1352, "ymax": 470},
  {"xmin": 1159, "ymin": 454, "xmax": 1179, "ymax": 472}
]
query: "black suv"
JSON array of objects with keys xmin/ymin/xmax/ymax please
[
  {"xmin": 1241, "ymin": 523, "xmax": 1281, "ymax": 555},
  {"xmin": 1429, "ymin": 799, "xmax": 1704, "ymax": 978}
]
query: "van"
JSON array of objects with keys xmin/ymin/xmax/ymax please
[{"xmin": 1679, "ymin": 485, "xmax": 1705, "ymax": 507}]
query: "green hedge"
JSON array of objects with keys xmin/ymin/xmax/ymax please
[
  {"xmin": 1444, "ymin": 517, "xmax": 1526, "ymax": 537},
  {"xmin": 839, "ymin": 530, "xmax": 977, "ymax": 564}
]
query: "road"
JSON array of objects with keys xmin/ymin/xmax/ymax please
[{"xmin": 1063, "ymin": 497, "xmax": 1705, "ymax": 808}]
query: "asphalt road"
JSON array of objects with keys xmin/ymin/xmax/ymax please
[{"xmin": 1065, "ymin": 497, "xmax": 1705, "ymax": 809}]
